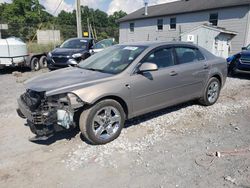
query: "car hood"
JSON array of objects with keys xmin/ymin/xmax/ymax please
[
  {"xmin": 25, "ymin": 67, "xmax": 113, "ymax": 96},
  {"xmin": 241, "ymin": 50, "xmax": 250, "ymax": 56},
  {"xmin": 51, "ymin": 48, "xmax": 87, "ymax": 56}
]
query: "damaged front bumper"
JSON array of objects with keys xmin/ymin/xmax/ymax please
[{"xmin": 17, "ymin": 90, "xmax": 80, "ymax": 141}]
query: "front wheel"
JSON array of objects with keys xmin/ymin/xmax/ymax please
[
  {"xmin": 79, "ymin": 99, "xmax": 125, "ymax": 145},
  {"xmin": 199, "ymin": 77, "xmax": 221, "ymax": 106}
]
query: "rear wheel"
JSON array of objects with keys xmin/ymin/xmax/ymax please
[
  {"xmin": 39, "ymin": 56, "xmax": 48, "ymax": 68},
  {"xmin": 30, "ymin": 57, "xmax": 40, "ymax": 71},
  {"xmin": 80, "ymin": 99, "xmax": 125, "ymax": 145},
  {"xmin": 199, "ymin": 77, "xmax": 221, "ymax": 106}
]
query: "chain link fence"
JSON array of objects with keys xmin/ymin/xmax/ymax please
[
  {"xmin": 1, "ymin": 23, "xmax": 119, "ymax": 53},
  {"xmin": 1, "ymin": 23, "xmax": 119, "ymax": 41}
]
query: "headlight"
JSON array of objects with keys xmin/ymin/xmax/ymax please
[
  {"xmin": 72, "ymin": 53, "xmax": 82, "ymax": 58},
  {"xmin": 67, "ymin": 93, "xmax": 84, "ymax": 109},
  {"xmin": 48, "ymin": 52, "xmax": 52, "ymax": 57},
  {"xmin": 68, "ymin": 59, "xmax": 78, "ymax": 65}
]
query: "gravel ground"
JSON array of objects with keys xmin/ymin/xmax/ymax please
[{"xmin": 0, "ymin": 68, "xmax": 249, "ymax": 188}]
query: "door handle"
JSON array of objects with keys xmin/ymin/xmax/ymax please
[
  {"xmin": 204, "ymin": 64, "xmax": 209, "ymax": 69},
  {"xmin": 169, "ymin": 71, "xmax": 178, "ymax": 76}
]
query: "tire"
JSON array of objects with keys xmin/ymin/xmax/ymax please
[
  {"xmin": 199, "ymin": 77, "xmax": 221, "ymax": 106},
  {"xmin": 39, "ymin": 56, "xmax": 48, "ymax": 68},
  {"xmin": 80, "ymin": 99, "xmax": 125, "ymax": 145},
  {"xmin": 30, "ymin": 57, "xmax": 40, "ymax": 71}
]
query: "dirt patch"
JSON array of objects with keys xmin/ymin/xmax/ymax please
[{"xmin": 0, "ymin": 171, "xmax": 12, "ymax": 182}]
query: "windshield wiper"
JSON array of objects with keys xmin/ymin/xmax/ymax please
[
  {"xmin": 82, "ymin": 67, "xmax": 106, "ymax": 73},
  {"xmin": 77, "ymin": 66, "xmax": 114, "ymax": 74}
]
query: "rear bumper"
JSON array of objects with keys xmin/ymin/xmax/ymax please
[
  {"xmin": 237, "ymin": 65, "xmax": 250, "ymax": 72},
  {"xmin": 235, "ymin": 69, "xmax": 250, "ymax": 74},
  {"xmin": 236, "ymin": 60, "xmax": 250, "ymax": 71}
]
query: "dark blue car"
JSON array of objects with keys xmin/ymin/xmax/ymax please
[
  {"xmin": 227, "ymin": 44, "xmax": 250, "ymax": 75},
  {"xmin": 47, "ymin": 38, "xmax": 95, "ymax": 70}
]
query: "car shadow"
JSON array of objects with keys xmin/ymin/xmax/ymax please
[
  {"xmin": 125, "ymin": 101, "xmax": 195, "ymax": 129},
  {"xmin": 0, "ymin": 66, "xmax": 31, "ymax": 75},
  {"xmin": 228, "ymin": 72, "xmax": 250, "ymax": 80},
  {"xmin": 30, "ymin": 127, "xmax": 80, "ymax": 145},
  {"xmin": 32, "ymin": 101, "xmax": 197, "ymax": 145}
]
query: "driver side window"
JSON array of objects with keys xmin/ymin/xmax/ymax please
[{"xmin": 143, "ymin": 48, "xmax": 174, "ymax": 69}]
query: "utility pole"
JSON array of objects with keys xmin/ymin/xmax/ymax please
[
  {"xmin": 76, "ymin": 0, "xmax": 82, "ymax": 38},
  {"xmin": 87, "ymin": 18, "xmax": 91, "ymax": 38}
]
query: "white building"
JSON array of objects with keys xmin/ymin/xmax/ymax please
[{"xmin": 119, "ymin": 0, "xmax": 250, "ymax": 55}]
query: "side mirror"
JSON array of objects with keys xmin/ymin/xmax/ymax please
[
  {"xmin": 139, "ymin": 62, "xmax": 158, "ymax": 73},
  {"xmin": 242, "ymin": 47, "xmax": 247, "ymax": 50}
]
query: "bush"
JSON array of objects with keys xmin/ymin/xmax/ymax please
[{"xmin": 27, "ymin": 42, "xmax": 60, "ymax": 53}]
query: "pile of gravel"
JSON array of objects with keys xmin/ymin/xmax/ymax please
[{"xmin": 64, "ymin": 78, "xmax": 250, "ymax": 170}]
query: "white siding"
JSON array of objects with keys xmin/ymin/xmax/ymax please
[
  {"xmin": 119, "ymin": 6, "xmax": 250, "ymax": 54},
  {"xmin": 245, "ymin": 5, "xmax": 250, "ymax": 46},
  {"xmin": 181, "ymin": 27, "xmax": 219, "ymax": 52}
]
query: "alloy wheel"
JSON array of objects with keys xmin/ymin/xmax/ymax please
[
  {"xmin": 92, "ymin": 106, "xmax": 121, "ymax": 141},
  {"xmin": 207, "ymin": 81, "xmax": 220, "ymax": 103}
]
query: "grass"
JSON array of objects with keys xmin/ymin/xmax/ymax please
[{"xmin": 27, "ymin": 42, "xmax": 61, "ymax": 54}]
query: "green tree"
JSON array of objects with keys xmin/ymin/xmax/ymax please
[
  {"xmin": 108, "ymin": 10, "xmax": 127, "ymax": 27},
  {"xmin": 1, "ymin": 0, "xmax": 52, "ymax": 40},
  {"xmin": 0, "ymin": 1, "xmax": 127, "ymax": 42}
]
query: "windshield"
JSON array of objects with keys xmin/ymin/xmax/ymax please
[
  {"xmin": 79, "ymin": 45, "xmax": 147, "ymax": 74},
  {"xmin": 60, "ymin": 39, "xmax": 89, "ymax": 49},
  {"xmin": 247, "ymin": 44, "xmax": 250, "ymax": 50}
]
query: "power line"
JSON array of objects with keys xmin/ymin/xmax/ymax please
[
  {"xmin": 30, "ymin": 0, "xmax": 64, "ymax": 43},
  {"xmin": 53, "ymin": 0, "xmax": 64, "ymax": 15}
]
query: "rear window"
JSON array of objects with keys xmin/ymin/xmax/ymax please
[{"xmin": 175, "ymin": 47, "xmax": 205, "ymax": 64}]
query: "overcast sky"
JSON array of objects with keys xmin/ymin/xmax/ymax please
[{"xmin": 0, "ymin": 0, "xmax": 178, "ymax": 15}]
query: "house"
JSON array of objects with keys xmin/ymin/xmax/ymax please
[{"xmin": 118, "ymin": 0, "xmax": 250, "ymax": 55}]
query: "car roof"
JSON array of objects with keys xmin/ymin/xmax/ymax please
[
  {"xmin": 66, "ymin": 37, "xmax": 93, "ymax": 41},
  {"xmin": 118, "ymin": 41, "xmax": 199, "ymax": 48}
]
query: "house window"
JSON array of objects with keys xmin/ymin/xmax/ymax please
[
  {"xmin": 157, "ymin": 19, "xmax": 163, "ymax": 30},
  {"xmin": 170, "ymin": 17, "xmax": 176, "ymax": 29},
  {"xmin": 209, "ymin": 13, "xmax": 218, "ymax": 26},
  {"xmin": 130, "ymin": 23, "xmax": 134, "ymax": 32}
]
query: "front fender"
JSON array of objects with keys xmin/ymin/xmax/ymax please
[{"xmin": 71, "ymin": 81, "xmax": 132, "ymax": 115}]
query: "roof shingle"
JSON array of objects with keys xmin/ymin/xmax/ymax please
[{"xmin": 118, "ymin": 0, "xmax": 250, "ymax": 22}]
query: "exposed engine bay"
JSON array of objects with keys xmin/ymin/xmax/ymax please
[{"xmin": 17, "ymin": 89, "xmax": 84, "ymax": 141}]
